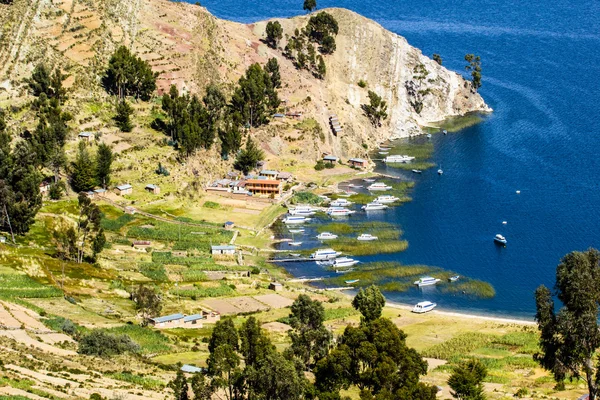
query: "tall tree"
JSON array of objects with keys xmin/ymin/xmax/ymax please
[
  {"xmin": 265, "ymin": 21, "xmax": 283, "ymax": 48},
  {"xmin": 307, "ymin": 12, "xmax": 339, "ymax": 44},
  {"xmin": 102, "ymin": 46, "xmax": 157, "ymax": 100},
  {"xmin": 246, "ymin": 351, "xmax": 308, "ymax": 400},
  {"xmin": 361, "ymin": 90, "xmax": 388, "ymax": 127},
  {"xmin": 133, "ymin": 285, "xmax": 162, "ymax": 326},
  {"xmin": 203, "ymin": 83, "xmax": 227, "ymax": 127},
  {"xmin": 207, "ymin": 318, "xmax": 243, "ymax": 400},
  {"xmin": 70, "ymin": 141, "xmax": 96, "ymax": 193},
  {"xmin": 303, "ymin": 0, "xmax": 317, "ymax": 12},
  {"xmin": 190, "ymin": 374, "xmax": 213, "ymax": 400},
  {"xmin": 218, "ymin": 117, "xmax": 242, "ymax": 157},
  {"xmin": 448, "ymin": 359, "xmax": 487, "ymax": 400},
  {"xmin": 234, "ymin": 137, "xmax": 264, "ymax": 175},
  {"xmin": 534, "ymin": 249, "xmax": 600, "ymax": 398},
  {"xmin": 352, "ymin": 285, "xmax": 385, "ymax": 322},
  {"xmin": 229, "ymin": 63, "xmax": 280, "ymax": 128},
  {"xmin": 114, "ymin": 100, "xmax": 134, "ymax": 132},
  {"xmin": 95, "ymin": 143, "xmax": 113, "ymax": 189},
  {"xmin": 464, "ymin": 54, "xmax": 482, "ymax": 92},
  {"xmin": 265, "ymin": 58, "xmax": 282, "ymax": 89},
  {"xmin": 316, "ymin": 55, "xmax": 327, "ymax": 79},
  {"xmin": 169, "ymin": 369, "xmax": 190, "ymax": 400},
  {"xmin": 75, "ymin": 192, "xmax": 104, "ymax": 263},
  {"xmin": 288, "ymin": 294, "xmax": 332, "ymax": 368},
  {"xmin": 239, "ymin": 316, "xmax": 274, "ymax": 367}
]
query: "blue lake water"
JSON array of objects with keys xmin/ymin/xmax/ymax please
[{"xmin": 197, "ymin": 0, "xmax": 600, "ymax": 319}]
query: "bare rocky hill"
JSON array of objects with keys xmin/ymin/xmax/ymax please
[{"xmin": 0, "ymin": 0, "xmax": 489, "ymax": 161}]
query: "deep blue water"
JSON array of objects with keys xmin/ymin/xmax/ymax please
[{"xmin": 197, "ymin": 0, "xmax": 600, "ymax": 319}]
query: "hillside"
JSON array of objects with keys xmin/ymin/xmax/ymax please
[{"xmin": 0, "ymin": 0, "xmax": 488, "ymax": 165}]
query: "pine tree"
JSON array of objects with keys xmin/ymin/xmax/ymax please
[
  {"xmin": 316, "ymin": 55, "xmax": 327, "ymax": 79},
  {"xmin": 96, "ymin": 143, "xmax": 113, "ymax": 189},
  {"xmin": 234, "ymin": 138, "xmax": 264, "ymax": 175},
  {"xmin": 103, "ymin": 46, "xmax": 157, "ymax": 100},
  {"xmin": 114, "ymin": 100, "xmax": 134, "ymax": 132},
  {"xmin": 70, "ymin": 141, "xmax": 96, "ymax": 193},
  {"xmin": 303, "ymin": 0, "xmax": 317, "ymax": 12},
  {"xmin": 265, "ymin": 21, "xmax": 283, "ymax": 48},
  {"xmin": 465, "ymin": 54, "xmax": 482, "ymax": 92},
  {"xmin": 169, "ymin": 369, "xmax": 190, "ymax": 400},
  {"xmin": 265, "ymin": 58, "xmax": 282, "ymax": 89}
]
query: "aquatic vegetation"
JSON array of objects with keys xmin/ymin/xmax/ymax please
[
  {"xmin": 439, "ymin": 279, "xmax": 496, "ymax": 299},
  {"xmin": 290, "ymin": 191, "xmax": 325, "ymax": 205},
  {"xmin": 330, "ymin": 238, "xmax": 407, "ymax": 256}
]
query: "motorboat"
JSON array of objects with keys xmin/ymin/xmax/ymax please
[
  {"xmin": 316, "ymin": 232, "xmax": 338, "ymax": 240},
  {"xmin": 330, "ymin": 199, "xmax": 353, "ymax": 207},
  {"xmin": 414, "ymin": 276, "xmax": 441, "ymax": 287},
  {"xmin": 412, "ymin": 301, "xmax": 437, "ymax": 313},
  {"xmin": 438, "ymin": 168, "xmax": 443, "ymax": 175},
  {"xmin": 348, "ymin": 184, "xmax": 363, "ymax": 188},
  {"xmin": 335, "ymin": 268, "xmax": 354, "ymax": 274},
  {"xmin": 443, "ymin": 130, "xmax": 448, "ymax": 135},
  {"xmin": 363, "ymin": 178, "xmax": 376, "ymax": 183},
  {"xmin": 367, "ymin": 183, "xmax": 393, "ymax": 191},
  {"xmin": 334, "ymin": 257, "xmax": 360, "ymax": 268},
  {"xmin": 288, "ymin": 229, "xmax": 305, "ymax": 234},
  {"xmin": 412, "ymin": 169, "xmax": 422, "ymax": 174},
  {"xmin": 427, "ymin": 133, "xmax": 432, "ymax": 138},
  {"xmin": 345, "ymin": 279, "xmax": 360, "ymax": 285},
  {"xmin": 449, "ymin": 275, "xmax": 460, "ymax": 282},
  {"xmin": 327, "ymin": 208, "xmax": 356, "ymax": 217},
  {"xmin": 288, "ymin": 241, "xmax": 302, "ymax": 246},
  {"xmin": 383, "ymin": 155, "xmax": 415, "ymax": 163},
  {"xmin": 375, "ymin": 195, "xmax": 399, "ymax": 204},
  {"xmin": 310, "ymin": 248, "xmax": 342, "ymax": 260},
  {"xmin": 379, "ymin": 146, "xmax": 391, "ymax": 151},
  {"xmin": 357, "ymin": 234, "xmax": 378, "ymax": 241},
  {"xmin": 362, "ymin": 202, "xmax": 388, "ymax": 211},
  {"xmin": 290, "ymin": 253, "xmax": 301, "ymax": 257},
  {"xmin": 288, "ymin": 206, "xmax": 318, "ymax": 216},
  {"xmin": 283, "ymin": 216, "xmax": 310, "ymax": 224},
  {"xmin": 316, "ymin": 260, "xmax": 334, "ymax": 267},
  {"xmin": 494, "ymin": 234, "xmax": 507, "ymax": 245},
  {"xmin": 379, "ymin": 151, "xmax": 389, "ymax": 155}
]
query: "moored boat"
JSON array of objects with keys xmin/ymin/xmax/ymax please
[
  {"xmin": 288, "ymin": 241, "xmax": 302, "ymax": 246},
  {"xmin": 367, "ymin": 182, "xmax": 392, "ymax": 191},
  {"xmin": 327, "ymin": 208, "xmax": 356, "ymax": 217},
  {"xmin": 283, "ymin": 216, "xmax": 310, "ymax": 224},
  {"xmin": 383, "ymin": 155, "xmax": 415, "ymax": 163},
  {"xmin": 316, "ymin": 232, "xmax": 338, "ymax": 240},
  {"xmin": 449, "ymin": 275, "xmax": 460, "ymax": 282},
  {"xmin": 362, "ymin": 202, "xmax": 388, "ymax": 211},
  {"xmin": 494, "ymin": 234, "xmax": 507, "ymax": 244},
  {"xmin": 288, "ymin": 205, "xmax": 318, "ymax": 216},
  {"xmin": 414, "ymin": 276, "xmax": 441, "ymax": 287},
  {"xmin": 288, "ymin": 229, "xmax": 305, "ymax": 234},
  {"xmin": 375, "ymin": 195, "xmax": 399, "ymax": 204},
  {"xmin": 412, "ymin": 169, "xmax": 422, "ymax": 174},
  {"xmin": 412, "ymin": 301, "xmax": 437, "ymax": 313},
  {"xmin": 357, "ymin": 234, "xmax": 378, "ymax": 241},
  {"xmin": 334, "ymin": 257, "xmax": 360, "ymax": 268},
  {"xmin": 345, "ymin": 279, "xmax": 360, "ymax": 285},
  {"xmin": 330, "ymin": 199, "xmax": 353, "ymax": 207},
  {"xmin": 310, "ymin": 248, "xmax": 342, "ymax": 260}
]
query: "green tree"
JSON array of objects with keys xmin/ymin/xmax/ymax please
[
  {"xmin": 114, "ymin": 100, "xmax": 134, "ymax": 132},
  {"xmin": 169, "ymin": 369, "xmax": 190, "ymax": 400},
  {"xmin": 361, "ymin": 90, "xmax": 388, "ymax": 127},
  {"xmin": 102, "ymin": 46, "xmax": 157, "ymax": 100},
  {"xmin": 27, "ymin": 63, "xmax": 51, "ymax": 98},
  {"xmin": 307, "ymin": 12, "xmax": 339, "ymax": 44},
  {"xmin": 207, "ymin": 318, "xmax": 243, "ymax": 400},
  {"xmin": 433, "ymin": 53, "xmax": 443, "ymax": 65},
  {"xmin": 190, "ymin": 374, "xmax": 213, "ymax": 400},
  {"xmin": 448, "ymin": 359, "xmax": 487, "ymax": 400},
  {"xmin": 265, "ymin": 21, "xmax": 283, "ymax": 48},
  {"xmin": 265, "ymin": 57, "xmax": 282, "ymax": 89},
  {"xmin": 288, "ymin": 294, "xmax": 332, "ymax": 368},
  {"xmin": 304, "ymin": 0, "xmax": 317, "ymax": 12},
  {"xmin": 534, "ymin": 249, "xmax": 600, "ymax": 398},
  {"xmin": 464, "ymin": 54, "xmax": 482, "ymax": 92},
  {"xmin": 70, "ymin": 141, "xmax": 96, "ymax": 193},
  {"xmin": 316, "ymin": 55, "xmax": 327, "ymax": 79},
  {"xmin": 95, "ymin": 143, "xmax": 113, "ymax": 189},
  {"xmin": 234, "ymin": 137, "xmax": 264, "ymax": 175},
  {"xmin": 133, "ymin": 285, "xmax": 162, "ymax": 326},
  {"xmin": 230, "ymin": 63, "xmax": 280, "ymax": 127},
  {"xmin": 246, "ymin": 351, "xmax": 308, "ymax": 400},
  {"xmin": 320, "ymin": 35, "xmax": 336, "ymax": 54},
  {"xmin": 352, "ymin": 285, "xmax": 385, "ymax": 322},
  {"xmin": 218, "ymin": 117, "xmax": 242, "ymax": 157},
  {"xmin": 239, "ymin": 316, "xmax": 275, "ymax": 367},
  {"xmin": 78, "ymin": 330, "xmax": 140, "ymax": 357},
  {"xmin": 75, "ymin": 192, "xmax": 104, "ymax": 263},
  {"xmin": 203, "ymin": 83, "xmax": 227, "ymax": 127}
]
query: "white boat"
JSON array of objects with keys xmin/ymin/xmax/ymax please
[
  {"xmin": 442, "ymin": 130, "xmax": 448, "ymax": 135},
  {"xmin": 282, "ymin": 216, "xmax": 311, "ymax": 224},
  {"xmin": 379, "ymin": 147, "xmax": 391, "ymax": 151},
  {"xmin": 414, "ymin": 276, "xmax": 441, "ymax": 287},
  {"xmin": 316, "ymin": 232, "xmax": 338, "ymax": 240},
  {"xmin": 438, "ymin": 168, "xmax": 443, "ymax": 175},
  {"xmin": 288, "ymin": 206, "xmax": 318, "ymax": 216},
  {"xmin": 362, "ymin": 202, "xmax": 388, "ymax": 211},
  {"xmin": 327, "ymin": 208, "xmax": 356, "ymax": 217},
  {"xmin": 290, "ymin": 253, "xmax": 301, "ymax": 257},
  {"xmin": 449, "ymin": 275, "xmax": 460, "ymax": 282},
  {"xmin": 363, "ymin": 178, "xmax": 376, "ymax": 183},
  {"xmin": 379, "ymin": 151, "xmax": 389, "ymax": 155},
  {"xmin": 345, "ymin": 279, "xmax": 360, "ymax": 285},
  {"xmin": 427, "ymin": 133, "xmax": 432, "ymax": 138},
  {"xmin": 288, "ymin": 229, "xmax": 305, "ymax": 233},
  {"xmin": 412, "ymin": 301, "xmax": 437, "ymax": 313},
  {"xmin": 412, "ymin": 169, "xmax": 422, "ymax": 174},
  {"xmin": 335, "ymin": 268, "xmax": 354, "ymax": 274},
  {"xmin": 375, "ymin": 195, "xmax": 399, "ymax": 204},
  {"xmin": 494, "ymin": 234, "xmax": 507, "ymax": 245},
  {"xmin": 330, "ymin": 199, "xmax": 353, "ymax": 207},
  {"xmin": 310, "ymin": 248, "xmax": 342, "ymax": 260},
  {"xmin": 357, "ymin": 234, "xmax": 378, "ymax": 241},
  {"xmin": 316, "ymin": 260, "xmax": 334, "ymax": 266},
  {"xmin": 367, "ymin": 183, "xmax": 392, "ymax": 191},
  {"xmin": 288, "ymin": 241, "xmax": 302, "ymax": 246},
  {"xmin": 348, "ymin": 184, "xmax": 363, "ymax": 188},
  {"xmin": 334, "ymin": 257, "xmax": 360, "ymax": 268},
  {"xmin": 383, "ymin": 155, "xmax": 415, "ymax": 163}
]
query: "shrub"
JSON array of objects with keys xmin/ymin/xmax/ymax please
[
  {"xmin": 78, "ymin": 330, "xmax": 140, "ymax": 357},
  {"xmin": 314, "ymin": 160, "xmax": 325, "ymax": 171},
  {"xmin": 357, "ymin": 80, "xmax": 367, "ymax": 88}
]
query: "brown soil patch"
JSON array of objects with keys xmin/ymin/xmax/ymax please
[
  {"xmin": 202, "ymin": 299, "xmax": 241, "ymax": 315},
  {"xmin": 423, "ymin": 358, "xmax": 447, "ymax": 372},
  {"xmin": 262, "ymin": 321, "xmax": 291, "ymax": 333},
  {"xmin": 227, "ymin": 296, "xmax": 269, "ymax": 313},
  {"xmin": 254, "ymin": 294, "xmax": 294, "ymax": 309}
]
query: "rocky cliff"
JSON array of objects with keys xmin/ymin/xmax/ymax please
[{"xmin": 0, "ymin": 0, "xmax": 489, "ymax": 161}]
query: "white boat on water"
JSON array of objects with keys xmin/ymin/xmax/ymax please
[
  {"xmin": 328, "ymin": 208, "xmax": 356, "ymax": 217},
  {"xmin": 367, "ymin": 182, "xmax": 393, "ymax": 191},
  {"xmin": 335, "ymin": 268, "xmax": 354, "ymax": 274},
  {"xmin": 412, "ymin": 169, "xmax": 422, "ymax": 174},
  {"xmin": 494, "ymin": 234, "xmax": 507, "ymax": 245},
  {"xmin": 363, "ymin": 178, "xmax": 376, "ymax": 183},
  {"xmin": 379, "ymin": 151, "xmax": 389, "ymax": 155},
  {"xmin": 414, "ymin": 276, "xmax": 441, "ymax": 287},
  {"xmin": 362, "ymin": 202, "xmax": 388, "ymax": 211},
  {"xmin": 334, "ymin": 257, "xmax": 360, "ymax": 268},
  {"xmin": 317, "ymin": 232, "xmax": 338, "ymax": 240},
  {"xmin": 288, "ymin": 241, "xmax": 302, "ymax": 246},
  {"xmin": 283, "ymin": 216, "xmax": 311, "ymax": 224},
  {"xmin": 288, "ymin": 205, "xmax": 318, "ymax": 216},
  {"xmin": 376, "ymin": 195, "xmax": 399, "ymax": 204},
  {"xmin": 345, "ymin": 279, "xmax": 360, "ymax": 285},
  {"xmin": 348, "ymin": 184, "xmax": 363, "ymax": 188},
  {"xmin": 357, "ymin": 234, "xmax": 378, "ymax": 241},
  {"xmin": 289, "ymin": 229, "xmax": 305, "ymax": 234},
  {"xmin": 379, "ymin": 146, "xmax": 391, "ymax": 151},
  {"xmin": 330, "ymin": 199, "xmax": 353, "ymax": 207},
  {"xmin": 412, "ymin": 301, "xmax": 437, "ymax": 313},
  {"xmin": 311, "ymin": 248, "xmax": 342, "ymax": 260},
  {"xmin": 383, "ymin": 155, "xmax": 416, "ymax": 164},
  {"xmin": 449, "ymin": 275, "xmax": 460, "ymax": 282}
]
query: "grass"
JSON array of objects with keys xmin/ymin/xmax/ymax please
[
  {"xmin": 126, "ymin": 221, "xmax": 233, "ymax": 251},
  {"xmin": 101, "ymin": 214, "xmax": 135, "ymax": 232},
  {"xmin": 422, "ymin": 332, "xmax": 496, "ymax": 359},
  {"xmin": 171, "ymin": 282, "xmax": 234, "ymax": 298},
  {"xmin": 324, "ymin": 307, "xmax": 359, "ymax": 321},
  {"xmin": 140, "ymin": 263, "xmax": 169, "ymax": 282},
  {"xmin": 0, "ymin": 274, "xmax": 62, "ymax": 299},
  {"xmin": 104, "ymin": 325, "xmax": 171, "ymax": 354},
  {"xmin": 109, "ymin": 372, "xmax": 165, "ymax": 390}
]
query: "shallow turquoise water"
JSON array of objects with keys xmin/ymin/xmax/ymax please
[{"xmin": 196, "ymin": 0, "xmax": 600, "ymax": 319}]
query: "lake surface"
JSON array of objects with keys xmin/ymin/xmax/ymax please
[{"xmin": 197, "ymin": 0, "xmax": 600, "ymax": 319}]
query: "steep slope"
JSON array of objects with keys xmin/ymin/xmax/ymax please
[{"xmin": 0, "ymin": 0, "xmax": 489, "ymax": 163}]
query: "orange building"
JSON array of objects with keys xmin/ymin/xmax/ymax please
[{"xmin": 246, "ymin": 179, "xmax": 282, "ymax": 196}]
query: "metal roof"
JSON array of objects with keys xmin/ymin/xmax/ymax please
[
  {"xmin": 94, "ymin": 189, "xmax": 106, "ymax": 193},
  {"xmin": 146, "ymin": 184, "xmax": 158, "ymax": 189},
  {"xmin": 323, "ymin": 155, "xmax": 339, "ymax": 161},
  {"xmin": 183, "ymin": 314, "xmax": 204, "ymax": 322},
  {"xmin": 181, "ymin": 364, "xmax": 204, "ymax": 373},
  {"xmin": 116, "ymin": 184, "xmax": 132, "ymax": 190},
  {"xmin": 151, "ymin": 313, "xmax": 184, "ymax": 323},
  {"xmin": 260, "ymin": 170, "xmax": 279, "ymax": 175},
  {"xmin": 349, "ymin": 158, "xmax": 366, "ymax": 163},
  {"xmin": 211, "ymin": 245, "xmax": 236, "ymax": 251},
  {"xmin": 78, "ymin": 132, "xmax": 94, "ymax": 137},
  {"xmin": 224, "ymin": 221, "xmax": 235, "ymax": 225}
]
